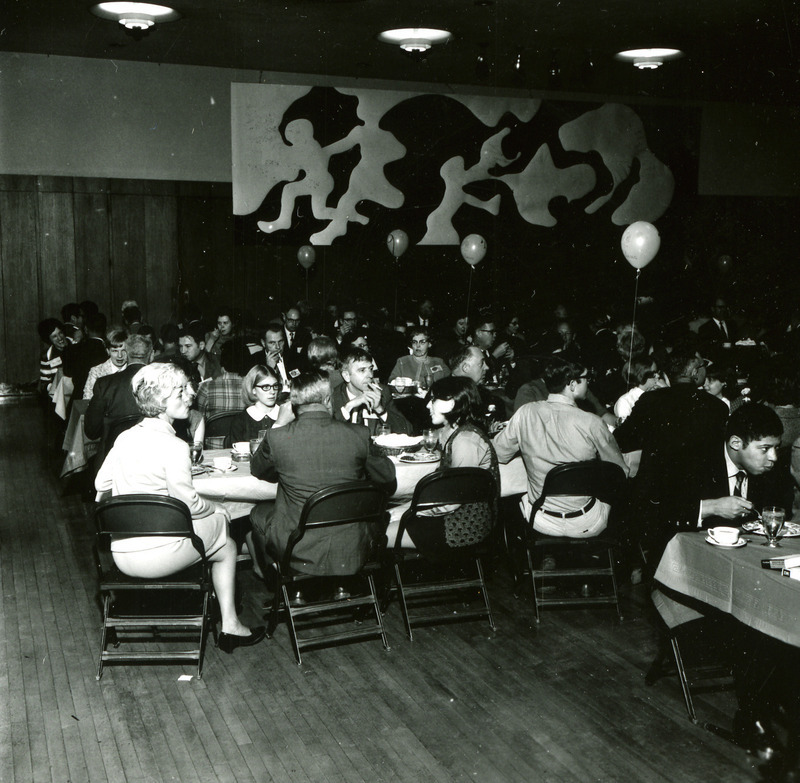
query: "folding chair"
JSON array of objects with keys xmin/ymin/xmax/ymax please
[
  {"xmin": 392, "ymin": 467, "xmax": 497, "ymax": 641},
  {"xmin": 94, "ymin": 494, "xmax": 214, "ymax": 679},
  {"xmin": 204, "ymin": 410, "xmax": 239, "ymax": 449},
  {"xmin": 264, "ymin": 482, "xmax": 390, "ymax": 664},
  {"xmin": 524, "ymin": 460, "xmax": 626, "ymax": 622}
]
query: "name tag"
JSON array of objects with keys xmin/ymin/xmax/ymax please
[
  {"xmin": 429, "ymin": 365, "xmax": 443, "ymax": 373},
  {"xmin": 289, "ymin": 368, "xmax": 301, "ymax": 379}
]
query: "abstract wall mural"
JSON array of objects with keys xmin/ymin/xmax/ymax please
[{"xmin": 231, "ymin": 84, "xmax": 675, "ymax": 249}]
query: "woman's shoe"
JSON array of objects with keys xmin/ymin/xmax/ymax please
[{"xmin": 217, "ymin": 626, "xmax": 267, "ymax": 654}]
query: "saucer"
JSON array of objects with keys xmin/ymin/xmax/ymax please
[{"xmin": 705, "ymin": 536, "xmax": 746, "ymax": 548}]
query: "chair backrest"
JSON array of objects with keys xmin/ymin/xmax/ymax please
[
  {"xmin": 95, "ymin": 494, "xmax": 207, "ymax": 562},
  {"xmin": 100, "ymin": 414, "xmax": 142, "ymax": 462},
  {"xmin": 409, "ymin": 467, "xmax": 497, "ymax": 514},
  {"xmin": 205, "ymin": 410, "xmax": 239, "ymax": 438},
  {"xmin": 530, "ymin": 460, "xmax": 626, "ymax": 517},
  {"xmin": 282, "ymin": 482, "xmax": 389, "ymax": 571}
]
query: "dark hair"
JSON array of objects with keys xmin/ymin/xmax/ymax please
[
  {"xmin": 160, "ymin": 323, "xmax": 179, "ymax": 345},
  {"xmin": 341, "ymin": 330, "xmax": 370, "ymax": 351},
  {"xmin": 541, "ymin": 358, "xmax": 587, "ymax": 393},
  {"xmin": 79, "ymin": 300, "xmax": 99, "ymax": 319},
  {"xmin": 107, "ymin": 329, "xmax": 128, "ymax": 346},
  {"xmin": 85, "ymin": 312, "xmax": 107, "ymax": 336},
  {"xmin": 37, "ymin": 318, "xmax": 64, "ymax": 342},
  {"xmin": 726, "ymin": 403, "xmax": 783, "ymax": 446},
  {"xmin": 430, "ymin": 376, "xmax": 481, "ymax": 426},
  {"xmin": 163, "ymin": 354, "xmax": 202, "ymax": 392},
  {"xmin": 407, "ymin": 326, "xmax": 430, "ymax": 344},
  {"xmin": 220, "ymin": 336, "xmax": 256, "ymax": 376},
  {"xmin": 667, "ymin": 353, "xmax": 701, "ymax": 382},
  {"xmin": 178, "ymin": 322, "xmax": 206, "ymax": 345},
  {"xmin": 61, "ymin": 302, "xmax": 81, "ymax": 322},
  {"xmin": 216, "ymin": 306, "xmax": 236, "ymax": 323},
  {"xmin": 122, "ymin": 305, "xmax": 142, "ymax": 323},
  {"xmin": 265, "ymin": 320, "xmax": 284, "ymax": 338}
]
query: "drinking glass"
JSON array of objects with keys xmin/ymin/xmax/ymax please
[
  {"xmin": 422, "ymin": 428, "xmax": 438, "ymax": 454},
  {"xmin": 190, "ymin": 442, "xmax": 203, "ymax": 467},
  {"xmin": 761, "ymin": 506, "xmax": 785, "ymax": 547},
  {"xmin": 375, "ymin": 422, "xmax": 391, "ymax": 438}
]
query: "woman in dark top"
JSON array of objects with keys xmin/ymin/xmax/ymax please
[
  {"xmin": 225, "ymin": 365, "xmax": 283, "ymax": 447},
  {"xmin": 386, "ymin": 376, "xmax": 500, "ymax": 553}
]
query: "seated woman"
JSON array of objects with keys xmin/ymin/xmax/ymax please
[
  {"xmin": 388, "ymin": 326, "xmax": 450, "ymax": 391},
  {"xmin": 386, "ymin": 376, "xmax": 499, "ymax": 553},
  {"xmin": 95, "ymin": 362, "xmax": 265, "ymax": 653},
  {"xmin": 306, "ymin": 335, "xmax": 344, "ymax": 387},
  {"xmin": 226, "ymin": 364, "xmax": 292, "ymax": 447}
]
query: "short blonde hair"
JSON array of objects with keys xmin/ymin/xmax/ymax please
[
  {"xmin": 241, "ymin": 364, "xmax": 280, "ymax": 405},
  {"xmin": 132, "ymin": 362, "xmax": 187, "ymax": 417}
]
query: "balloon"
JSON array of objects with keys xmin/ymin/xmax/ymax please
[
  {"xmin": 297, "ymin": 245, "xmax": 316, "ymax": 269},
  {"xmin": 461, "ymin": 234, "xmax": 487, "ymax": 266},
  {"xmin": 387, "ymin": 229, "xmax": 409, "ymax": 259},
  {"xmin": 717, "ymin": 254, "xmax": 732, "ymax": 273},
  {"xmin": 621, "ymin": 221, "xmax": 660, "ymax": 270}
]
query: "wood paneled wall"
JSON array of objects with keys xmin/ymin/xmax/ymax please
[{"xmin": 0, "ymin": 176, "xmax": 233, "ymax": 384}]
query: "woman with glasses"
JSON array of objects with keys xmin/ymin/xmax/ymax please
[
  {"xmin": 95, "ymin": 362, "xmax": 264, "ymax": 652},
  {"xmin": 227, "ymin": 364, "xmax": 292, "ymax": 446}
]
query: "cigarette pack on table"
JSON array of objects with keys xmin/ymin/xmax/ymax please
[
  {"xmin": 781, "ymin": 566, "xmax": 800, "ymax": 581},
  {"xmin": 761, "ymin": 554, "xmax": 800, "ymax": 570}
]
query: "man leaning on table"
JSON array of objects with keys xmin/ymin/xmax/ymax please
[{"xmin": 248, "ymin": 371, "xmax": 396, "ymax": 577}]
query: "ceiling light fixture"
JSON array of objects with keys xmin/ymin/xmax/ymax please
[
  {"xmin": 91, "ymin": 2, "xmax": 181, "ymax": 31},
  {"xmin": 615, "ymin": 48, "xmax": 683, "ymax": 70},
  {"xmin": 378, "ymin": 28, "xmax": 452, "ymax": 53}
]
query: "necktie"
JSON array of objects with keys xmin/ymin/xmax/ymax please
[
  {"xmin": 720, "ymin": 320, "xmax": 729, "ymax": 339},
  {"xmin": 733, "ymin": 471, "xmax": 746, "ymax": 497}
]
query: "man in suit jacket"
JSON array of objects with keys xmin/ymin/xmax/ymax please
[
  {"xmin": 62, "ymin": 312, "xmax": 109, "ymax": 401},
  {"xmin": 331, "ymin": 347, "xmax": 412, "ymax": 436},
  {"xmin": 85, "ymin": 333, "xmax": 153, "ymax": 452},
  {"xmin": 698, "ymin": 297, "xmax": 739, "ymax": 345},
  {"xmin": 250, "ymin": 372, "xmax": 396, "ymax": 575},
  {"xmin": 615, "ymin": 355, "xmax": 787, "ymax": 558},
  {"xmin": 282, "ymin": 307, "xmax": 310, "ymax": 374}
]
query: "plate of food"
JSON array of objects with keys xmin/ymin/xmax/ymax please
[
  {"xmin": 399, "ymin": 451, "xmax": 440, "ymax": 464},
  {"xmin": 742, "ymin": 520, "xmax": 800, "ymax": 537},
  {"xmin": 373, "ymin": 433, "xmax": 422, "ymax": 456}
]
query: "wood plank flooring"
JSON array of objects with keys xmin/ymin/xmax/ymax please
[{"xmin": 0, "ymin": 403, "xmax": 765, "ymax": 782}]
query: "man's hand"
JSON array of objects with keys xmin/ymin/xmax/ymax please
[
  {"xmin": 701, "ymin": 496, "xmax": 755, "ymax": 520},
  {"xmin": 492, "ymin": 341, "xmax": 512, "ymax": 360},
  {"xmin": 274, "ymin": 401, "xmax": 295, "ymax": 427},
  {"xmin": 601, "ymin": 411, "xmax": 619, "ymax": 430},
  {"xmin": 265, "ymin": 350, "xmax": 281, "ymax": 369}
]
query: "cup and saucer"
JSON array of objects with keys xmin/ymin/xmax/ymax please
[{"xmin": 705, "ymin": 526, "xmax": 747, "ymax": 548}]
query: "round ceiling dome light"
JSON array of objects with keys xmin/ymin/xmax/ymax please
[
  {"xmin": 378, "ymin": 28, "xmax": 452, "ymax": 53},
  {"xmin": 91, "ymin": 2, "xmax": 181, "ymax": 30},
  {"xmin": 615, "ymin": 48, "xmax": 683, "ymax": 70}
]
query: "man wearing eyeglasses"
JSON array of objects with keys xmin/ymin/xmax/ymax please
[
  {"xmin": 493, "ymin": 357, "xmax": 628, "ymax": 537},
  {"xmin": 472, "ymin": 318, "xmax": 514, "ymax": 387},
  {"xmin": 335, "ymin": 309, "xmax": 359, "ymax": 345}
]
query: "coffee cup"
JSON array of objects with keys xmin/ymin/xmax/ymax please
[
  {"xmin": 232, "ymin": 442, "xmax": 250, "ymax": 454},
  {"xmin": 708, "ymin": 526, "xmax": 739, "ymax": 546},
  {"xmin": 213, "ymin": 456, "xmax": 233, "ymax": 472}
]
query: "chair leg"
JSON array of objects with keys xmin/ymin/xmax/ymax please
[
  {"xmin": 608, "ymin": 546, "xmax": 623, "ymax": 622},
  {"xmin": 282, "ymin": 585, "xmax": 303, "ymax": 665},
  {"xmin": 475, "ymin": 558, "xmax": 496, "ymax": 631},
  {"xmin": 96, "ymin": 593, "xmax": 111, "ymax": 681},
  {"xmin": 367, "ymin": 574, "xmax": 390, "ymax": 652},
  {"xmin": 526, "ymin": 547, "xmax": 541, "ymax": 623},
  {"xmin": 671, "ymin": 634, "xmax": 698, "ymax": 723},
  {"xmin": 393, "ymin": 563, "xmax": 414, "ymax": 641},
  {"xmin": 197, "ymin": 590, "xmax": 211, "ymax": 679}
]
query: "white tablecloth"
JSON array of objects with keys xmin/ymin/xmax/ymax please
[{"xmin": 194, "ymin": 449, "xmax": 529, "ymax": 519}]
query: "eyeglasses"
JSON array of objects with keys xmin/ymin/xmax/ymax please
[
  {"xmin": 577, "ymin": 373, "xmax": 593, "ymax": 382},
  {"xmin": 477, "ymin": 328, "xmax": 496, "ymax": 334},
  {"xmin": 256, "ymin": 383, "xmax": 281, "ymax": 392}
]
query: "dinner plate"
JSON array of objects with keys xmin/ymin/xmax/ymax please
[
  {"xmin": 705, "ymin": 536, "xmax": 747, "ymax": 548},
  {"xmin": 207, "ymin": 464, "xmax": 238, "ymax": 473},
  {"xmin": 191, "ymin": 465, "xmax": 207, "ymax": 476},
  {"xmin": 742, "ymin": 521, "xmax": 800, "ymax": 537},
  {"xmin": 399, "ymin": 452, "xmax": 440, "ymax": 463}
]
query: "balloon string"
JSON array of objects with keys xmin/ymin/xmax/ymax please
[
  {"xmin": 466, "ymin": 266, "xmax": 474, "ymax": 317},
  {"xmin": 627, "ymin": 269, "xmax": 640, "ymax": 386}
]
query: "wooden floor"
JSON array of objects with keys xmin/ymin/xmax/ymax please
[{"xmin": 0, "ymin": 403, "xmax": 766, "ymax": 783}]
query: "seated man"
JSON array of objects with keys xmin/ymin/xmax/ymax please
[
  {"xmin": 388, "ymin": 327, "xmax": 450, "ymax": 389},
  {"xmin": 471, "ymin": 317, "xmax": 514, "ymax": 387},
  {"xmin": 332, "ymin": 348, "xmax": 412, "ymax": 435},
  {"xmin": 261, "ymin": 322, "xmax": 293, "ymax": 389},
  {"xmin": 249, "ymin": 372, "xmax": 396, "ymax": 575},
  {"xmin": 493, "ymin": 357, "xmax": 629, "ymax": 537},
  {"xmin": 84, "ymin": 329, "xmax": 128, "ymax": 400},
  {"xmin": 179, "ymin": 323, "xmax": 221, "ymax": 381},
  {"xmin": 450, "ymin": 344, "xmax": 507, "ymax": 423},
  {"xmin": 194, "ymin": 338, "xmax": 249, "ymax": 418},
  {"xmin": 63, "ymin": 312, "xmax": 108, "ymax": 401}
]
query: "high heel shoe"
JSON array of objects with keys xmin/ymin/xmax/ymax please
[{"xmin": 217, "ymin": 626, "xmax": 267, "ymax": 654}]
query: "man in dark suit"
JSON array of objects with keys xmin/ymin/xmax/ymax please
[
  {"xmin": 698, "ymin": 296, "xmax": 739, "ymax": 345},
  {"xmin": 85, "ymin": 333, "xmax": 153, "ymax": 456},
  {"xmin": 250, "ymin": 372, "xmax": 396, "ymax": 575},
  {"xmin": 615, "ymin": 355, "xmax": 787, "ymax": 559},
  {"xmin": 282, "ymin": 306, "xmax": 310, "ymax": 374},
  {"xmin": 331, "ymin": 347, "xmax": 412, "ymax": 436},
  {"xmin": 62, "ymin": 312, "xmax": 108, "ymax": 401}
]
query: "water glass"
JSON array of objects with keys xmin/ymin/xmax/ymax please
[
  {"xmin": 422, "ymin": 428, "xmax": 438, "ymax": 453},
  {"xmin": 761, "ymin": 506, "xmax": 785, "ymax": 547},
  {"xmin": 190, "ymin": 442, "xmax": 203, "ymax": 466}
]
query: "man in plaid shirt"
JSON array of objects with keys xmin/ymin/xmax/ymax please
[{"xmin": 194, "ymin": 339, "xmax": 249, "ymax": 417}]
